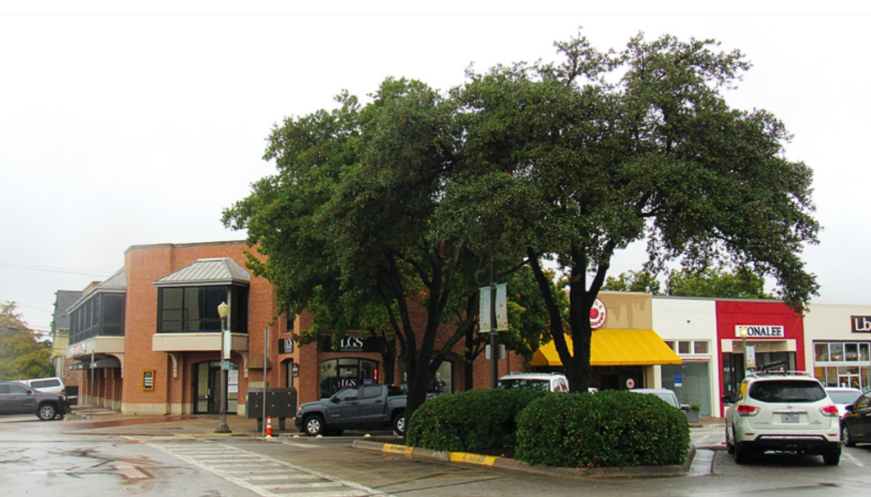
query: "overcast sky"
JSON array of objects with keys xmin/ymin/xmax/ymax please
[{"xmin": 2, "ymin": 1, "xmax": 869, "ymax": 334}]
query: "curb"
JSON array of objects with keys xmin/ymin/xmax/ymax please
[{"xmin": 352, "ymin": 441, "xmax": 697, "ymax": 479}]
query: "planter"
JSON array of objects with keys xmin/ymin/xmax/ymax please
[{"xmin": 685, "ymin": 409, "xmax": 700, "ymax": 423}]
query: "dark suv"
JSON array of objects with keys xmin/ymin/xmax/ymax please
[{"xmin": 0, "ymin": 381, "xmax": 70, "ymax": 421}]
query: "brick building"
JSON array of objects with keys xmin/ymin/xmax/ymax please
[{"xmin": 66, "ymin": 240, "xmax": 521, "ymax": 415}]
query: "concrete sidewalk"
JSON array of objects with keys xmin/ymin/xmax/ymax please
[{"xmin": 65, "ymin": 405, "xmax": 299, "ymax": 437}]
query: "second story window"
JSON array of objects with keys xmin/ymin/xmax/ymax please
[{"xmin": 158, "ymin": 286, "xmax": 248, "ymax": 333}]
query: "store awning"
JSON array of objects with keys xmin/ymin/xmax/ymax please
[{"xmin": 531, "ymin": 329, "xmax": 682, "ymax": 367}]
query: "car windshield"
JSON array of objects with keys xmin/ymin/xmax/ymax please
[
  {"xmin": 749, "ymin": 380, "xmax": 826, "ymax": 403},
  {"xmin": 497, "ymin": 379, "xmax": 549, "ymax": 391},
  {"xmin": 652, "ymin": 393, "xmax": 679, "ymax": 407},
  {"xmin": 828, "ymin": 391, "xmax": 862, "ymax": 404}
]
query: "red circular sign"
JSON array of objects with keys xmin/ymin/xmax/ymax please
[
  {"xmin": 590, "ymin": 299, "xmax": 607, "ymax": 329},
  {"xmin": 626, "ymin": 378, "xmax": 635, "ymax": 389}
]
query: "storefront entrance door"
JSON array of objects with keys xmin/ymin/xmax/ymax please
[{"xmin": 195, "ymin": 361, "xmax": 223, "ymax": 414}]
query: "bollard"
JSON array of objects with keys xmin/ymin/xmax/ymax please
[{"xmin": 266, "ymin": 415, "xmax": 273, "ymax": 438}]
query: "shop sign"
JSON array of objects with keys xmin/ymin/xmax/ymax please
[
  {"xmin": 626, "ymin": 378, "xmax": 635, "ymax": 389},
  {"xmin": 142, "ymin": 370, "xmax": 155, "ymax": 391},
  {"xmin": 735, "ymin": 325, "xmax": 785, "ymax": 338},
  {"xmin": 590, "ymin": 299, "xmax": 607, "ymax": 329},
  {"xmin": 851, "ymin": 316, "xmax": 871, "ymax": 333},
  {"xmin": 278, "ymin": 337, "xmax": 295, "ymax": 354},
  {"xmin": 292, "ymin": 363, "xmax": 300, "ymax": 377},
  {"xmin": 321, "ymin": 335, "xmax": 383, "ymax": 353}
]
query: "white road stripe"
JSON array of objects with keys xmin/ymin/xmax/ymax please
[
  {"xmin": 143, "ymin": 440, "xmax": 395, "ymax": 497},
  {"xmin": 843, "ymin": 450, "xmax": 865, "ymax": 467}
]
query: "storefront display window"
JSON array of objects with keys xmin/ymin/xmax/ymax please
[
  {"xmin": 813, "ymin": 341, "xmax": 871, "ymax": 392},
  {"xmin": 319, "ymin": 358, "xmax": 378, "ymax": 398}
]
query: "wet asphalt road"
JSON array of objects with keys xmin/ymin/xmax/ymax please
[{"xmin": 2, "ymin": 414, "xmax": 871, "ymax": 496}]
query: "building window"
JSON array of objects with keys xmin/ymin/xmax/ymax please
[
  {"xmin": 69, "ymin": 292, "xmax": 126, "ymax": 345},
  {"xmin": 319, "ymin": 358, "xmax": 378, "ymax": 398},
  {"xmin": 158, "ymin": 286, "xmax": 248, "ymax": 333},
  {"xmin": 666, "ymin": 340, "xmax": 710, "ymax": 356},
  {"xmin": 813, "ymin": 341, "xmax": 871, "ymax": 391}
]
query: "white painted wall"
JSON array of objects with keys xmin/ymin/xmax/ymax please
[
  {"xmin": 652, "ymin": 296, "xmax": 721, "ymax": 416},
  {"xmin": 803, "ymin": 302, "xmax": 871, "ymax": 375}
]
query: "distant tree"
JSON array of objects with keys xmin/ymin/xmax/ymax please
[
  {"xmin": 0, "ymin": 302, "xmax": 53, "ymax": 381},
  {"xmin": 602, "ymin": 270, "xmax": 662, "ymax": 294},
  {"xmin": 666, "ymin": 267, "xmax": 773, "ymax": 299}
]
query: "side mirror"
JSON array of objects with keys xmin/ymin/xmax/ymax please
[
  {"xmin": 680, "ymin": 404, "xmax": 690, "ymax": 411},
  {"xmin": 330, "ymin": 396, "xmax": 340, "ymax": 403},
  {"xmin": 721, "ymin": 395, "xmax": 733, "ymax": 404},
  {"xmin": 845, "ymin": 405, "xmax": 853, "ymax": 413}
]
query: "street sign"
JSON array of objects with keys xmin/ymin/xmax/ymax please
[
  {"xmin": 485, "ymin": 344, "xmax": 506, "ymax": 360},
  {"xmin": 221, "ymin": 360, "xmax": 233, "ymax": 370},
  {"xmin": 674, "ymin": 373, "xmax": 682, "ymax": 387}
]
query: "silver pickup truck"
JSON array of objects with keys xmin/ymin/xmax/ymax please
[{"xmin": 295, "ymin": 384, "xmax": 411, "ymax": 436}]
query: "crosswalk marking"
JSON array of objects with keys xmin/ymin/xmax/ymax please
[{"xmin": 135, "ymin": 438, "xmax": 395, "ymax": 497}]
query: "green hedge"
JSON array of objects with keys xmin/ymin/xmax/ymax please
[
  {"xmin": 515, "ymin": 390, "xmax": 690, "ymax": 468},
  {"xmin": 407, "ymin": 388, "xmax": 546, "ymax": 452}
]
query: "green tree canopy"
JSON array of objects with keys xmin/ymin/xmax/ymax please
[
  {"xmin": 224, "ymin": 81, "xmax": 552, "ymax": 425},
  {"xmin": 0, "ymin": 302, "xmax": 52, "ymax": 381},
  {"xmin": 451, "ymin": 31, "xmax": 819, "ymax": 392},
  {"xmin": 602, "ymin": 270, "xmax": 662, "ymax": 294},
  {"xmin": 666, "ymin": 267, "xmax": 772, "ymax": 299}
]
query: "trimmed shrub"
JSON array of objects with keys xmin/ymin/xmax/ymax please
[
  {"xmin": 515, "ymin": 390, "xmax": 690, "ymax": 468},
  {"xmin": 407, "ymin": 388, "xmax": 546, "ymax": 452}
]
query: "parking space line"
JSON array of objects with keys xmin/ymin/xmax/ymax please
[{"xmin": 842, "ymin": 450, "xmax": 865, "ymax": 467}]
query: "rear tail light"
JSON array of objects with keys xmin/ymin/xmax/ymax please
[
  {"xmin": 737, "ymin": 404, "xmax": 759, "ymax": 416},
  {"xmin": 819, "ymin": 405, "xmax": 839, "ymax": 417}
]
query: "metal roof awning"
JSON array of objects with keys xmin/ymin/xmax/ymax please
[
  {"xmin": 531, "ymin": 329, "xmax": 683, "ymax": 367},
  {"xmin": 69, "ymin": 357, "xmax": 122, "ymax": 370},
  {"xmin": 153, "ymin": 258, "xmax": 251, "ymax": 287}
]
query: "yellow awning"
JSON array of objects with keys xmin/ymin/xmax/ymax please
[{"xmin": 530, "ymin": 329, "xmax": 682, "ymax": 367}]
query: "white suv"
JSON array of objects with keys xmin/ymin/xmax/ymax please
[
  {"xmin": 497, "ymin": 373, "xmax": 570, "ymax": 392},
  {"xmin": 723, "ymin": 372, "xmax": 841, "ymax": 465}
]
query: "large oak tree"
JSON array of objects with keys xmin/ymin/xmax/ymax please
[{"xmin": 453, "ymin": 32, "xmax": 819, "ymax": 392}]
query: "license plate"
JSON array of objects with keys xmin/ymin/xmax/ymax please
[{"xmin": 781, "ymin": 413, "xmax": 799, "ymax": 423}]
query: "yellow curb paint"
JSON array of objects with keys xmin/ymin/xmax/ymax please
[
  {"xmin": 382, "ymin": 444, "xmax": 413, "ymax": 455},
  {"xmin": 450, "ymin": 452, "xmax": 497, "ymax": 466},
  {"xmin": 173, "ymin": 433, "xmax": 233, "ymax": 437}
]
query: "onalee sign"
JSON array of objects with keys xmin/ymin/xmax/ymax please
[{"xmin": 735, "ymin": 325, "xmax": 785, "ymax": 338}]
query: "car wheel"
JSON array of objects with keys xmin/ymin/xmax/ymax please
[
  {"xmin": 842, "ymin": 424, "xmax": 855, "ymax": 447},
  {"xmin": 726, "ymin": 425, "xmax": 735, "ymax": 454},
  {"xmin": 823, "ymin": 446, "xmax": 841, "ymax": 466},
  {"xmin": 734, "ymin": 442, "xmax": 750, "ymax": 465},
  {"xmin": 393, "ymin": 413, "xmax": 406, "ymax": 436},
  {"xmin": 304, "ymin": 415, "xmax": 324, "ymax": 436},
  {"xmin": 38, "ymin": 403, "xmax": 57, "ymax": 421}
]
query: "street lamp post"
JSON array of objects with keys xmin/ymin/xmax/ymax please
[{"xmin": 216, "ymin": 301, "xmax": 232, "ymax": 434}]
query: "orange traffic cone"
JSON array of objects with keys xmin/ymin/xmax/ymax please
[{"xmin": 266, "ymin": 415, "xmax": 273, "ymax": 438}]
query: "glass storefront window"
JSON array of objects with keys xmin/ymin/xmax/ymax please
[
  {"xmin": 830, "ymin": 343, "xmax": 844, "ymax": 361},
  {"xmin": 319, "ymin": 358, "xmax": 378, "ymax": 398},
  {"xmin": 861, "ymin": 343, "xmax": 870, "ymax": 362},
  {"xmin": 815, "ymin": 343, "xmax": 829, "ymax": 362},
  {"xmin": 846, "ymin": 343, "xmax": 859, "ymax": 361},
  {"xmin": 678, "ymin": 341, "xmax": 691, "ymax": 354}
]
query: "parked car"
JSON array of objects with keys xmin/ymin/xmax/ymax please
[
  {"xmin": 296, "ymin": 384, "xmax": 416, "ymax": 437},
  {"xmin": 0, "ymin": 381, "xmax": 71, "ymax": 420},
  {"xmin": 825, "ymin": 387, "xmax": 863, "ymax": 419},
  {"xmin": 841, "ymin": 391, "xmax": 871, "ymax": 447},
  {"xmin": 722, "ymin": 371, "xmax": 840, "ymax": 465},
  {"xmin": 20, "ymin": 377, "xmax": 66, "ymax": 396},
  {"xmin": 497, "ymin": 373, "xmax": 570, "ymax": 392},
  {"xmin": 631, "ymin": 388, "xmax": 688, "ymax": 410}
]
